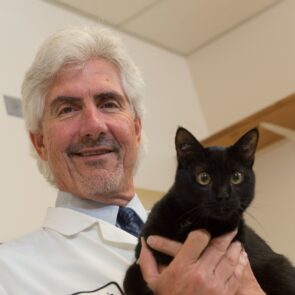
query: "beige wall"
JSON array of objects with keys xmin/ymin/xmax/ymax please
[
  {"xmin": 188, "ymin": 0, "xmax": 295, "ymax": 134},
  {"xmin": 247, "ymin": 140, "xmax": 295, "ymax": 263},
  {"xmin": 188, "ymin": 0, "xmax": 295, "ymax": 263}
]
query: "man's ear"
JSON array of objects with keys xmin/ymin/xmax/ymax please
[
  {"xmin": 134, "ymin": 117, "xmax": 142, "ymax": 144},
  {"xmin": 29, "ymin": 131, "xmax": 48, "ymax": 161}
]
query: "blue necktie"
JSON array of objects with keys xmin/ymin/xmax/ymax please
[{"xmin": 116, "ymin": 207, "xmax": 144, "ymax": 237}]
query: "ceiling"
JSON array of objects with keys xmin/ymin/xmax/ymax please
[{"xmin": 47, "ymin": 0, "xmax": 284, "ymax": 56}]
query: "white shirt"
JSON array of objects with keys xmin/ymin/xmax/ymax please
[{"xmin": 0, "ymin": 192, "xmax": 147, "ymax": 295}]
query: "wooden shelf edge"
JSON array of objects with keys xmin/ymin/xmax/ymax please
[{"xmin": 201, "ymin": 93, "xmax": 295, "ymax": 151}]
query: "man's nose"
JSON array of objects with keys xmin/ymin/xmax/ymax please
[{"xmin": 79, "ymin": 105, "xmax": 107, "ymax": 138}]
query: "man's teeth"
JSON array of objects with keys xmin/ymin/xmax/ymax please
[{"xmin": 78, "ymin": 150, "xmax": 111, "ymax": 156}]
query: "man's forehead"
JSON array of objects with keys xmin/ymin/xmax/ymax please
[
  {"xmin": 46, "ymin": 59, "xmax": 126, "ymax": 102},
  {"xmin": 57, "ymin": 58, "xmax": 120, "ymax": 77}
]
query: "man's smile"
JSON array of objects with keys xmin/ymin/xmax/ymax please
[
  {"xmin": 72, "ymin": 148, "xmax": 115, "ymax": 157},
  {"xmin": 66, "ymin": 135, "xmax": 121, "ymax": 160}
]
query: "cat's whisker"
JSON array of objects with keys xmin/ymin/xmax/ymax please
[
  {"xmin": 189, "ymin": 209, "xmax": 208, "ymax": 227},
  {"xmin": 178, "ymin": 205, "xmax": 203, "ymax": 223},
  {"xmin": 244, "ymin": 211, "xmax": 265, "ymax": 231}
]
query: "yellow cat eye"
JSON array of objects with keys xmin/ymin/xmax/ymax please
[
  {"xmin": 196, "ymin": 172, "xmax": 211, "ymax": 186},
  {"xmin": 230, "ymin": 172, "xmax": 244, "ymax": 185}
]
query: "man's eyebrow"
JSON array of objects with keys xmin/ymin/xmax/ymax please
[
  {"xmin": 50, "ymin": 96, "xmax": 81, "ymax": 113},
  {"xmin": 49, "ymin": 92, "xmax": 128, "ymax": 114},
  {"xmin": 93, "ymin": 91, "xmax": 126, "ymax": 102}
]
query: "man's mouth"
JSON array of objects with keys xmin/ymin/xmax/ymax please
[
  {"xmin": 66, "ymin": 135, "xmax": 121, "ymax": 159},
  {"xmin": 72, "ymin": 148, "xmax": 114, "ymax": 157}
]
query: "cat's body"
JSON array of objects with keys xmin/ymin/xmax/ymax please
[{"xmin": 124, "ymin": 127, "xmax": 295, "ymax": 295}]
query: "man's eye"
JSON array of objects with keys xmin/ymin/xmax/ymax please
[
  {"xmin": 100, "ymin": 101, "xmax": 120, "ymax": 109},
  {"xmin": 58, "ymin": 106, "xmax": 76, "ymax": 115}
]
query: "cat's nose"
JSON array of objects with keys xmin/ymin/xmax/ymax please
[{"xmin": 216, "ymin": 192, "xmax": 230, "ymax": 201}]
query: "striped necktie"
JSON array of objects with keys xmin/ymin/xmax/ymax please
[{"xmin": 116, "ymin": 207, "xmax": 144, "ymax": 237}]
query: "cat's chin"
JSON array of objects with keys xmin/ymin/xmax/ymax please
[
  {"xmin": 205, "ymin": 210, "xmax": 241, "ymax": 236},
  {"xmin": 210, "ymin": 208, "xmax": 238, "ymax": 220}
]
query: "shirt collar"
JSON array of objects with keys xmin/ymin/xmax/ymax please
[
  {"xmin": 55, "ymin": 191, "xmax": 147, "ymax": 225},
  {"xmin": 43, "ymin": 207, "xmax": 138, "ymax": 247}
]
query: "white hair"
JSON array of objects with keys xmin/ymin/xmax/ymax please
[{"xmin": 22, "ymin": 25, "xmax": 145, "ymax": 185}]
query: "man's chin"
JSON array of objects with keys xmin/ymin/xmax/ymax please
[{"xmin": 74, "ymin": 171, "xmax": 122, "ymax": 195}]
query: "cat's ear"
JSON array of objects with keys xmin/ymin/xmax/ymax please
[
  {"xmin": 175, "ymin": 127, "xmax": 204, "ymax": 161},
  {"xmin": 232, "ymin": 128, "xmax": 259, "ymax": 166}
]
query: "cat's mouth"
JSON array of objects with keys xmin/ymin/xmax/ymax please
[{"xmin": 210, "ymin": 206, "xmax": 238, "ymax": 220}]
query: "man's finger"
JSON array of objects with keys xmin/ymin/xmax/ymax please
[
  {"xmin": 214, "ymin": 241, "xmax": 243, "ymax": 281},
  {"xmin": 170, "ymin": 230, "xmax": 210, "ymax": 266},
  {"xmin": 138, "ymin": 237, "xmax": 159, "ymax": 286},
  {"xmin": 146, "ymin": 235, "xmax": 182, "ymax": 257},
  {"xmin": 235, "ymin": 252, "xmax": 266, "ymax": 295},
  {"xmin": 198, "ymin": 229, "xmax": 238, "ymax": 272},
  {"xmin": 225, "ymin": 250, "xmax": 248, "ymax": 293}
]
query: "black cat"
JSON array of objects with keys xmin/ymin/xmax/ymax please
[{"xmin": 124, "ymin": 127, "xmax": 295, "ymax": 295}]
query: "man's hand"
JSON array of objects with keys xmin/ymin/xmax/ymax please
[{"xmin": 138, "ymin": 230, "xmax": 248, "ymax": 295}]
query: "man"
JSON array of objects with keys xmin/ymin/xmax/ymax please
[{"xmin": 0, "ymin": 26, "xmax": 265, "ymax": 294}]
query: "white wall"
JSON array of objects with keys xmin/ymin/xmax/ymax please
[
  {"xmin": 188, "ymin": 0, "xmax": 295, "ymax": 263},
  {"xmin": 0, "ymin": 0, "xmax": 207, "ymax": 241},
  {"xmin": 123, "ymin": 34, "xmax": 208, "ymax": 192},
  {"xmin": 188, "ymin": 0, "xmax": 295, "ymax": 133}
]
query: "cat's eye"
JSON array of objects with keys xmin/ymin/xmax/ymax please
[
  {"xmin": 230, "ymin": 172, "xmax": 244, "ymax": 185},
  {"xmin": 196, "ymin": 172, "xmax": 211, "ymax": 186}
]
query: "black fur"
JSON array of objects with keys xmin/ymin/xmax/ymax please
[{"xmin": 124, "ymin": 127, "xmax": 295, "ymax": 295}]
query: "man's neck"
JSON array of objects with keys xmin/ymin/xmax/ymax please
[{"xmin": 55, "ymin": 191, "xmax": 147, "ymax": 225}]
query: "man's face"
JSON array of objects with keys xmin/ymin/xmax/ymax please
[{"xmin": 30, "ymin": 59, "xmax": 141, "ymax": 205}]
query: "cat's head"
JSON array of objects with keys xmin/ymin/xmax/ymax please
[{"xmin": 174, "ymin": 127, "xmax": 259, "ymax": 226}]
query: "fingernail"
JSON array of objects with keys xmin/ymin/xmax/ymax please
[
  {"xmin": 234, "ymin": 241, "xmax": 242, "ymax": 249},
  {"xmin": 234, "ymin": 240, "xmax": 241, "ymax": 246},
  {"xmin": 146, "ymin": 236, "xmax": 155, "ymax": 246},
  {"xmin": 224, "ymin": 229, "xmax": 238, "ymax": 239},
  {"xmin": 241, "ymin": 250, "xmax": 248, "ymax": 265},
  {"xmin": 199, "ymin": 229, "xmax": 210, "ymax": 238},
  {"xmin": 141, "ymin": 237, "xmax": 146, "ymax": 247}
]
